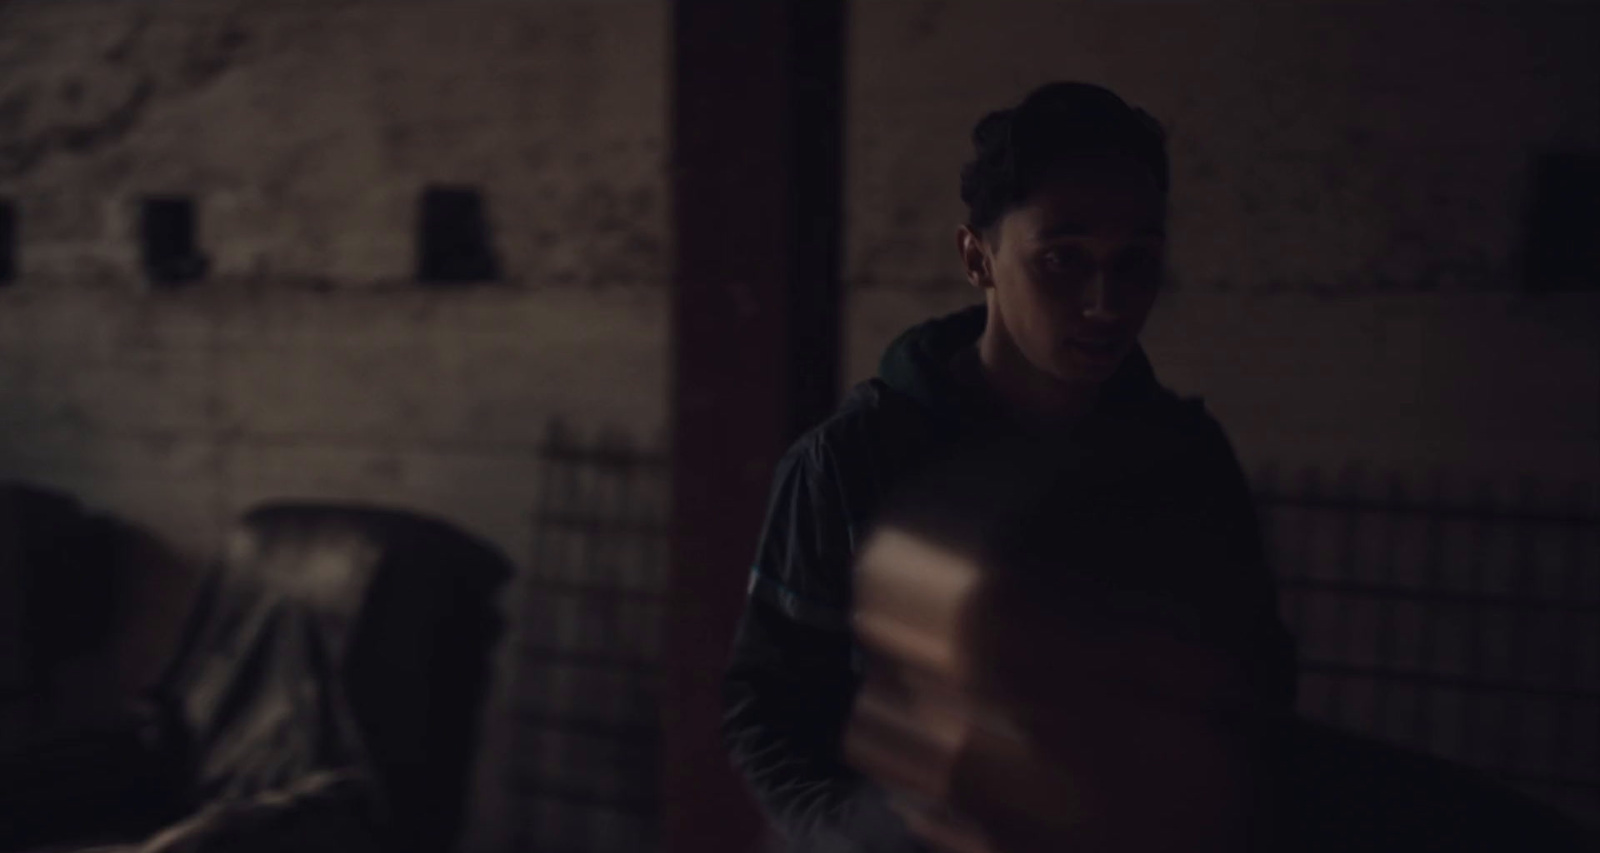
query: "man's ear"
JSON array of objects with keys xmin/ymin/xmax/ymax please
[{"xmin": 956, "ymin": 225, "xmax": 993, "ymax": 290}]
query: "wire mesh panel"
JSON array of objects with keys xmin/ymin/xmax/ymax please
[
  {"xmin": 1255, "ymin": 466, "xmax": 1600, "ymax": 824},
  {"xmin": 506, "ymin": 423, "xmax": 670, "ymax": 853},
  {"xmin": 499, "ymin": 443, "xmax": 1598, "ymax": 845}
]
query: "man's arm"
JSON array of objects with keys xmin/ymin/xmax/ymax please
[
  {"xmin": 723, "ymin": 599, "xmax": 860, "ymax": 833},
  {"xmin": 721, "ymin": 441, "xmax": 918, "ymax": 850}
]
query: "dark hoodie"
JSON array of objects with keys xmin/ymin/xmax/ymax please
[{"xmin": 721, "ymin": 305, "xmax": 1297, "ymax": 850}]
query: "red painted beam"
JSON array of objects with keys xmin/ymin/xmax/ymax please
[{"xmin": 665, "ymin": 1, "xmax": 844, "ymax": 852}]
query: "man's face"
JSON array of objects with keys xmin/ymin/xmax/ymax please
[{"xmin": 967, "ymin": 153, "xmax": 1167, "ymax": 385}]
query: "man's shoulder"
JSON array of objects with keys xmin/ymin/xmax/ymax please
[
  {"xmin": 750, "ymin": 381, "xmax": 943, "ymax": 624},
  {"xmin": 772, "ymin": 379, "xmax": 949, "ymax": 516},
  {"xmin": 791, "ymin": 379, "xmax": 932, "ymax": 457}
]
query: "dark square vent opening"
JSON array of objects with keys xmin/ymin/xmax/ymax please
[
  {"xmin": 417, "ymin": 186, "xmax": 501, "ymax": 284},
  {"xmin": 0, "ymin": 199, "xmax": 14, "ymax": 285},
  {"xmin": 1523, "ymin": 153, "xmax": 1600, "ymax": 294},
  {"xmin": 140, "ymin": 196, "xmax": 208, "ymax": 286}
]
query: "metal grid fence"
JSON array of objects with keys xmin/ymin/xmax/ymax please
[
  {"xmin": 1255, "ymin": 465, "xmax": 1600, "ymax": 824},
  {"xmin": 506, "ymin": 423, "xmax": 670, "ymax": 853},
  {"xmin": 501, "ymin": 439, "xmax": 1600, "ymax": 850}
]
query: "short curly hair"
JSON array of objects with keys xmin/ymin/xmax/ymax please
[{"xmin": 959, "ymin": 82, "xmax": 1169, "ymax": 232}]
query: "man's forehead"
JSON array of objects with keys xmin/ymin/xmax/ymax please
[{"xmin": 1008, "ymin": 156, "xmax": 1167, "ymax": 240}]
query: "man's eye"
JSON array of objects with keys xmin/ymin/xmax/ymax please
[
  {"xmin": 1040, "ymin": 249, "xmax": 1089, "ymax": 275},
  {"xmin": 1114, "ymin": 250, "xmax": 1162, "ymax": 281}
]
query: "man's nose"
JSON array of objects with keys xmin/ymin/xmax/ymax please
[{"xmin": 1081, "ymin": 270, "xmax": 1121, "ymax": 323}]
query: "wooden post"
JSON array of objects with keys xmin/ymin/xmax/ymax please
[{"xmin": 665, "ymin": 2, "xmax": 844, "ymax": 852}]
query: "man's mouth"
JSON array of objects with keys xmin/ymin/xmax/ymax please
[{"xmin": 1070, "ymin": 339, "xmax": 1123, "ymax": 360}]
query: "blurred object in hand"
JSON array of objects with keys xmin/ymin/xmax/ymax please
[{"xmin": 843, "ymin": 441, "xmax": 1267, "ymax": 852}]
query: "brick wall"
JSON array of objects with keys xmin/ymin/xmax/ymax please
[{"xmin": 0, "ymin": 2, "xmax": 669, "ymax": 850}]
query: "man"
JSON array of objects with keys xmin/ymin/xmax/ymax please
[{"xmin": 722, "ymin": 82, "xmax": 1297, "ymax": 851}]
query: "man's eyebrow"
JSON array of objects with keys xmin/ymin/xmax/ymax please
[
  {"xmin": 1037, "ymin": 222, "xmax": 1090, "ymax": 238},
  {"xmin": 1036, "ymin": 223, "xmax": 1167, "ymax": 240}
]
